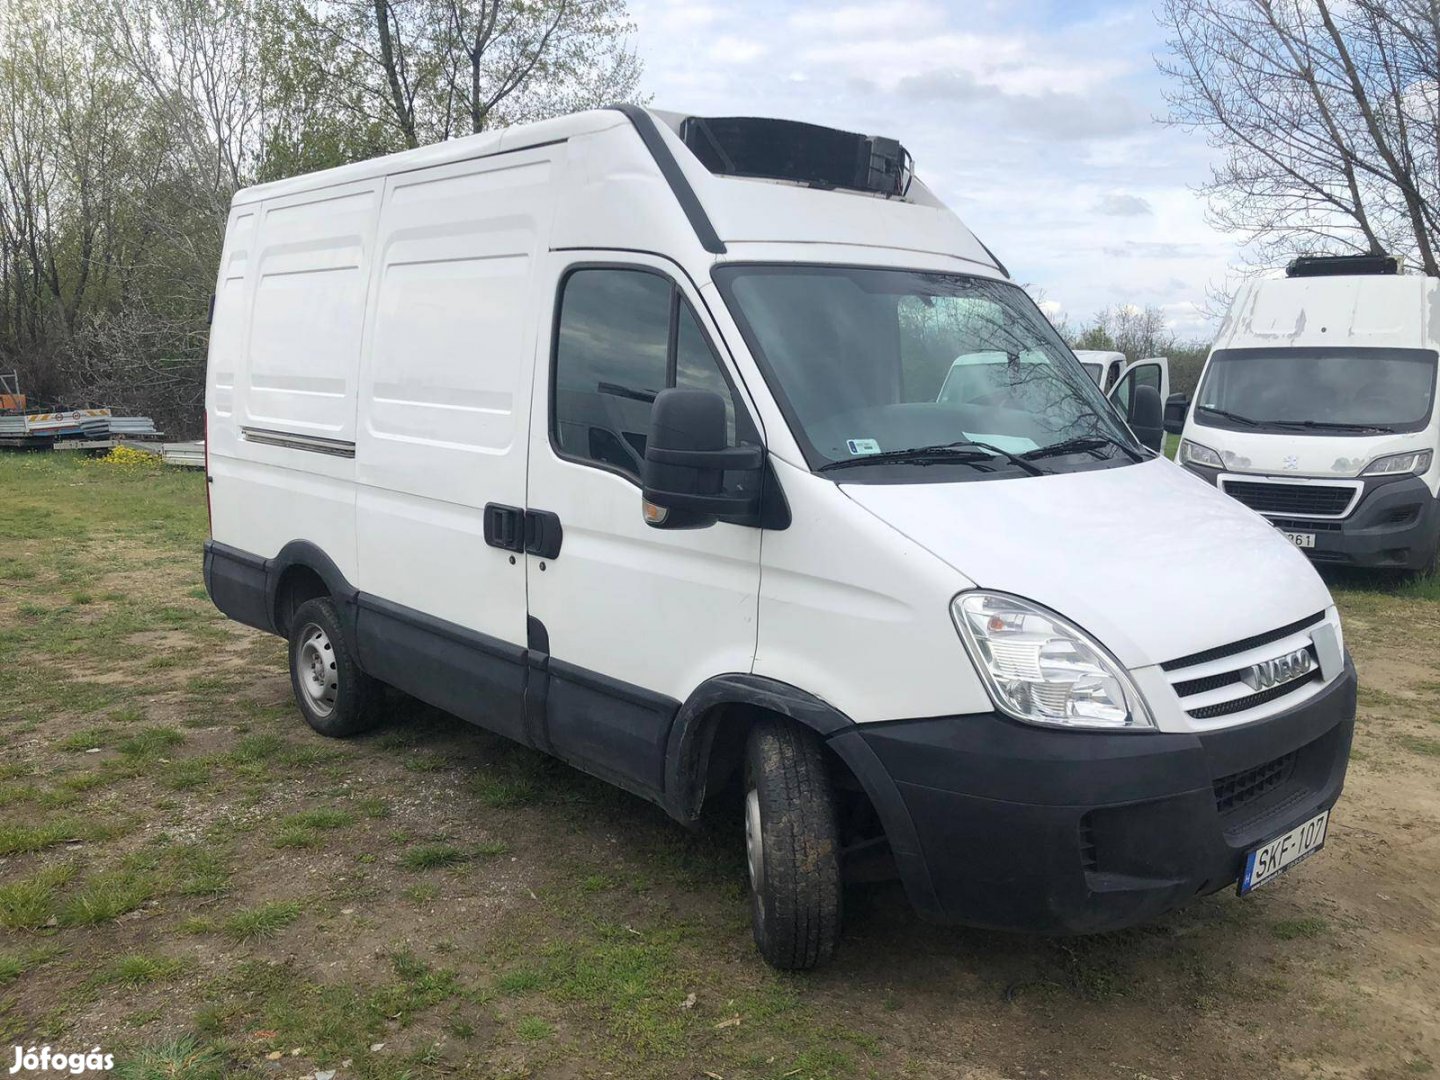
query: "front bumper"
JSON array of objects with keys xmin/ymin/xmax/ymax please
[
  {"xmin": 1185, "ymin": 465, "xmax": 1440, "ymax": 571},
  {"xmin": 832, "ymin": 658, "xmax": 1355, "ymax": 934}
]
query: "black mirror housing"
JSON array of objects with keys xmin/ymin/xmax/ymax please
[
  {"xmin": 1163, "ymin": 392, "xmax": 1189, "ymax": 436},
  {"xmin": 642, "ymin": 388, "xmax": 764, "ymax": 528},
  {"xmin": 1131, "ymin": 384, "xmax": 1165, "ymax": 452}
]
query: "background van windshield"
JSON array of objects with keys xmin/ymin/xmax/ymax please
[
  {"xmin": 1197, "ymin": 347, "xmax": 1438, "ymax": 433},
  {"xmin": 713, "ymin": 265, "xmax": 1135, "ymax": 476}
]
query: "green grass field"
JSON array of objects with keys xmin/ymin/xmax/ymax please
[{"xmin": 1, "ymin": 451, "xmax": 1438, "ymax": 1078}]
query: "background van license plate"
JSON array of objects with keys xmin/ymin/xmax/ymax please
[
  {"xmin": 1240, "ymin": 810, "xmax": 1329, "ymax": 895},
  {"xmin": 1280, "ymin": 529, "xmax": 1316, "ymax": 548}
]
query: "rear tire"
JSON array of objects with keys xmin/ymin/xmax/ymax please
[
  {"xmin": 287, "ymin": 596, "xmax": 380, "ymax": 737},
  {"xmin": 743, "ymin": 718, "xmax": 842, "ymax": 970}
]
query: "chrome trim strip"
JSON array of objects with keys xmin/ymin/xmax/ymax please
[
  {"xmin": 241, "ymin": 426, "xmax": 355, "ymax": 458},
  {"xmin": 1217, "ymin": 473, "xmax": 1363, "ymax": 520}
]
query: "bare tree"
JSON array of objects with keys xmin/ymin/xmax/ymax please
[
  {"xmin": 1159, "ymin": 0, "xmax": 1440, "ymax": 273},
  {"xmin": 290, "ymin": 0, "xmax": 641, "ymax": 149}
]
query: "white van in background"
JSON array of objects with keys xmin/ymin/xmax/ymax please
[
  {"xmin": 204, "ymin": 107, "xmax": 1355, "ymax": 970},
  {"xmin": 1174, "ymin": 254, "xmax": 1440, "ymax": 573},
  {"xmin": 1075, "ymin": 348, "xmax": 1171, "ymax": 415}
]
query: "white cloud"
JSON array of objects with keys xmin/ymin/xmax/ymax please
[
  {"xmin": 789, "ymin": 1, "xmax": 948, "ymax": 38},
  {"xmin": 1094, "ymin": 193, "xmax": 1154, "ymax": 216},
  {"xmin": 709, "ymin": 35, "xmax": 769, "ymax": 65},
  {"xmin": 629, "ymin": 0, "xmax": 1239, "ymax": 340}
]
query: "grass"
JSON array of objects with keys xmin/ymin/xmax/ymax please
[
  {"xmin": 2, "ymin": 448, "xmax": 1440, "ymax": 1079},
  {"xmin": 400, "ymin": 843, "xmax": 469, "ymax": 870},
  {"xmin": 0, "ymin": 862, "xmax": 78, "ymax": 929},
  {"xmin": 222, "ymin": 900, "xmax": 303, "ymax": 942},
  {"xmin": 113, "ymin": 1037, "xmax": 226, "ymax": 1080},
  {"xmin": 0, "ymin": 818, "xmax": 90, "ymax": 855},
  {"xmin": 516, "ymin": 1016, "xmax": 554, "ymax": 1041},
  {"xmin": 91, "ymin": 953, "xmax": 187, "ymax": 988},
  {"xmin": 1272, "ymin": 916, "xmax": 1330, "ymax": 941}
]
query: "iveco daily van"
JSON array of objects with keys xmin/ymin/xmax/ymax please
[
  {"xmin": 203, "ymin": 107, "xmax": 1356, "ymax": 970},
  {"xmin": 1175, "ymin": 253, "xmax": 1440, "ymax": 572}
]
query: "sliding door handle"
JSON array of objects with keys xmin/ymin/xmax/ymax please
[{"xmin": 524, "ymin": 509, "xmax": 563, "ymax": 559}]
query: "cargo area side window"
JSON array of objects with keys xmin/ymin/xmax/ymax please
[{"xmin": 553, "ymin": 267, "xmax": 750, "ymax": 481}]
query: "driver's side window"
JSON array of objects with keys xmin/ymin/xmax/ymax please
[{"xmin": 552, "ymin": 267, "xmax": 749, "ymax": 482}]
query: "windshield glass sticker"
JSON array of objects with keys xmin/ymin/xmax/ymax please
[{"xmin": 846, "ymin": 438, "xmax": 882, "ymax": 456}]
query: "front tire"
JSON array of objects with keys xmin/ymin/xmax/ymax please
[
  {"xmin": 743, "ymin": 718, "xmax": 843, "ymax": 970},
  {"xmin": 287, "ymin": 596, "xmax": 380, "ymax": 737}
]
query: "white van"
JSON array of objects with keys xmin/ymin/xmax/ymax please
[
  {"xmin": 1174, "ymin": 254, "xmax": 1440, "ymax": 572},
  {"xmin": 203, "ymin": 107, "xmax": 1355, "ymax": 970}
]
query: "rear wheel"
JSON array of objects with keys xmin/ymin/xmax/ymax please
[
  {"xmin": 287, "ymin": 596, "xmax": 379, "ymax": 737},
  {"xmin": 743, "ymin": 718, "xmax": 842, "ymax": 970}
]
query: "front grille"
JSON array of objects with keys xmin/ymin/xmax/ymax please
[
  {"xmin": 1269, "ymin": 517, "xmax": 1342, "ymax": 533},
  {"xmin": 1164, "ymin": 614, "xmax": 1328, "ymax": 723},
  {"xmin": 1162, "ymin": 611, "xmax": 1324, "ymax": 672},
  {"xmin": 1222, "ymin": 479, "xmax": 1355, "ymax": 517},
  {"xmin": 1214, "ymin": 750, "xmax": 1299, "ymax": 815},
  {"xmin": 1187, "ymin": 669, "xmax": 1322, "ymax": 719}
]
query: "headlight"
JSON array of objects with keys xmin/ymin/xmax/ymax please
[
  {"xmin": 1361, "ymin": 449, "xmax": 1432, "ymax": 476},
  {"xmin": 952, "ymin": 592, "xmax": 1155, "ymax": 730},
  {"xmin": 1179, "ymin": 439, "xmax": 1223, "ymax": 469}
]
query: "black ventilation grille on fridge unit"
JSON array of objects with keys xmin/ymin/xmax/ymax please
[{"xmin": 679, "ymin": 116, "xmax": 913, "ymax": 197}]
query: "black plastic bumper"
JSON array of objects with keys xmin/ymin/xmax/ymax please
[
  {"xmin": 1186, "ymin": 465, "xmax": 1440, "ymax": 571},
  {"xmin": 840, "ymin": 659, "xmax": 1356, "ymax": 934}
]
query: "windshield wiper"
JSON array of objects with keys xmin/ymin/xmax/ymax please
[
  {"xmin": 1021, "ymin": 434, "xmax": 1144, "ymax": 464},
  {"xmin": 819, "ymin": 439, "xmax": 1046, "ymax": 476},
  {"xmin": 1259, "ymin": 419, "xmax": 1398, "ymax": 434},
  {"xmin": 1196, "ymin": 405, "xmax": 1259, "ymax": 427}
]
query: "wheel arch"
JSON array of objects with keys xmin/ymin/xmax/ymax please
[
  {"xmin": 268, "ymin": 541, "xmax": 358, "ymax": 638},
  {"xmin": 663, "ymin": 674, "xmax": 940, "ymax": 914}
]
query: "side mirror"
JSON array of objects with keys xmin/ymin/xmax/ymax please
[
  {"xmin": 1131, "ymin": 384, "xmax": 1164, "ymax": 452},
  {"xmin": 1164, "ymin": 392, "xmax": 1189, "ymax": 436},
  {"xmin": 642, "ymin": 388, "xmax": 762, "ymax": 528}
]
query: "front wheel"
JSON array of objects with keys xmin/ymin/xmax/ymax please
[
  {"xmin": 743, "ymin": 718, "xmax": 843, "ymax": 970},
  {"xmin": 287, "ymin": 596, "xmax": 380, "ymax": 737}
]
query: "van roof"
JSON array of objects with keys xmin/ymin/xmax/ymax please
[
  {"xmin": 230, "ymin": 106, "xmax": 1004, "ymax": 278},
  {"xmin": 1216, "ymin": 274, "xmax": 1436, "ymax": 352}
]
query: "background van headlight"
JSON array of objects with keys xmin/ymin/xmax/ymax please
[
  {"xmin": 1361, "ymin": 449, "xmax": 1432, "ymax": 476},
  {"xmin": 952, "ymin": 592, "xmax": 1155, "ymax": 730},
  {"xmin": 1179, "ymin": 439, "xmax": 1223, "ymax": 469}
]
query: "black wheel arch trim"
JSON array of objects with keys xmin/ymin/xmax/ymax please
[{"xmin": 663, "ymin": 673, "xmax": 941, "ymax": 915}]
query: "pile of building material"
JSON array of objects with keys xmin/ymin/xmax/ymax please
[
  {"xmin": 159, "ymin": 441, "xmax": 204, "ymax": 468},
  {"xmin": 109, "ymin": 416, "xmax": 161, "ymax": 437}
]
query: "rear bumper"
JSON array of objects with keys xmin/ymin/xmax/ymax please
[
  {"xmin": 839, "ymin": 658, "xmax": 1355, "ymax": 933},
  {"xmin": 1185, "ymin": 465, "xmax": 1440, "ymax": 570}
]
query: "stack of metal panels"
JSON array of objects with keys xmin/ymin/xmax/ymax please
[
  {"xmin": 109, "ymin": 417, "xmax": 160, "ymax": 437},
  {"xmin": 161, "ymin": 441, "xmax": 205, "ymax": 468}
]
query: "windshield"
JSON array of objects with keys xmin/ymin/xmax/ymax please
[
  {"xmin": 1196, "ymin": 347, "xmax": 1438, "ymax": 434},
  {"xmin": 712, "ymin": 265, "xmax": 1137, "ymax": 480}
]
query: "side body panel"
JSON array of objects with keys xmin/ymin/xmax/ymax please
[
  {"xmin": 352, "ymin": 145, "xmax": 557, "ymax": 741},
  {"xmin": 754, "ymin": 460, "xmax": 986, "ymax": 724},
  {"xmin": 208, "ymin": 181, "xmax": 381, "ymax": 584}
]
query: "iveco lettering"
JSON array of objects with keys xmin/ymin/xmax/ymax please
[{"xmin": 202, "ymin": 108, "xmax": 1357, "ymax": 969}]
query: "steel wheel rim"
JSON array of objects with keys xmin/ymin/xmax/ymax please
[
  {"xmin": 298, "ymin": 622, "xmax": 339, "ymax": 718},
  {"xmin": 745, "ymin": 786, "xmax": 765, "ymax": 902}
]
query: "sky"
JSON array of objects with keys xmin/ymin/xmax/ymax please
[{"xmin": 627, "ymin": 0, "xmax": 1241, "ymax": 341}]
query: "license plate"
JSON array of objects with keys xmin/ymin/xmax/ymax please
[
  {"xmin": 1280, "ymin": 529, "xmax": 1315, "ymax": 549},
  {"xmin": 1239, "ymin": 810, "xmax": 1329, "ymax": 895}
]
